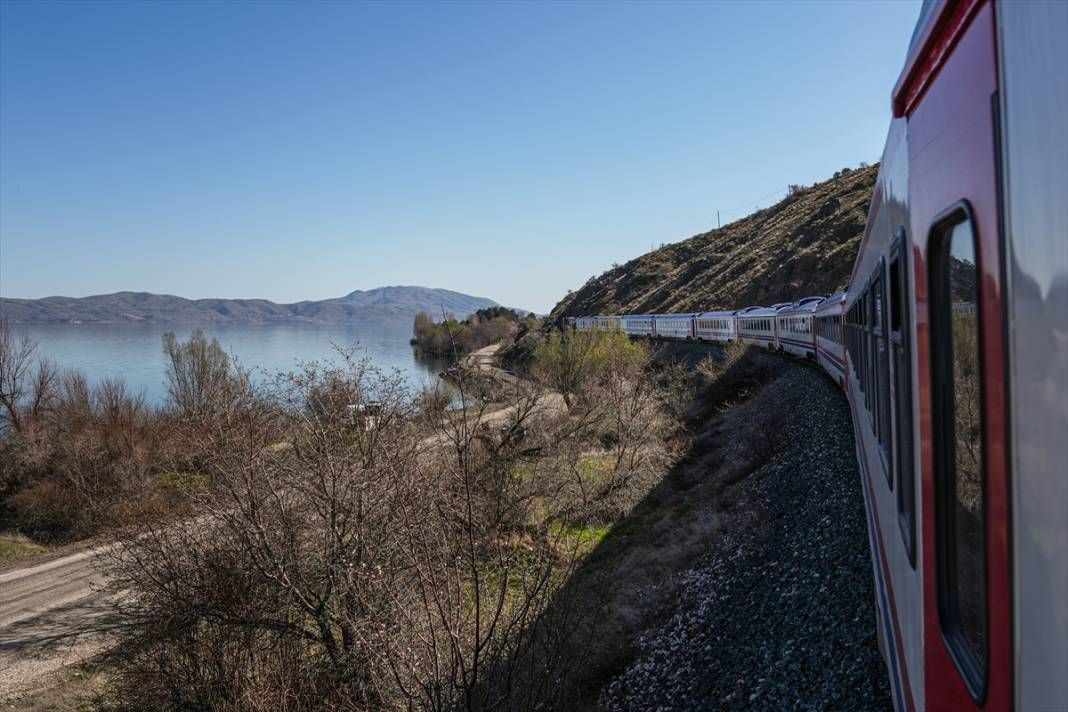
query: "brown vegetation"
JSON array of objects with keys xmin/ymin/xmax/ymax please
[
  {"xmin": 2, "ymin": 316, "xmax": 830, "ymax": 710},
  {"xmin": 411, "ymin": 306, "xmax": 538, "ymax": 355},
  {"xmin": 0, "ymin": 323, "xmax": 239, "ymax": 542},
  {"xmin": 534, "ymin": 341, "xmax": 804, "ymax": 706},
  {"xmin": 85, "ymin": 327, "xmax": 681, "ymax": 711}
]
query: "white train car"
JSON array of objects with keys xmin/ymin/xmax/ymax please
[
  {"xmin": 813, "ymin": 292, "xmax": 846, "ymax": 386},
  {"xmin": 695, "ymin": 311, "xmax": 736, "ymax": 342},
  {"xmin": 574, "ymin": 316, "xmax": 596, "ymax": 331},
  {"xmin": 620, "ymin": 314, "xmax": 655, "ymax": 338},
  {"xmin": 735, "ymin": 306, "xmax": 778, "ymax": 349},
  {"xmin": 651, "ymin": 313, "xmax": 696, "ymax": 340},
  {"xmin": 777, "ymin": 296, "xmax": 825, "ymax": 360},
  {"xmin": 594, "ymin": 315, "xmax": 622, "ymax": 332}
]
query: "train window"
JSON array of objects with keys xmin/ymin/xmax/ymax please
[
  {"xmin": 890, "ymin": 230, "xmax": 916, "ymax": 566},
  {"xmin": 929, "ymin": 205, "xmax": 987, "ymax": 699},
  {"xmin": 874, "ymin": 263, "xmax": 893, "ymax": 479}
]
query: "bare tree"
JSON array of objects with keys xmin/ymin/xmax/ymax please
[
  {"xmin": 0, "ymin": 321, "xmax": 38, "ymax": 432},
  {"xmin": 162, "ymin": 329, "xmax": 238, "ymax": 418},
  {"xmin": 104, "ymin": 329, "xmax": 682, "ymax": 711}
]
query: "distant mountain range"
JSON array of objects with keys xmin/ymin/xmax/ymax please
[{"xmin": 0, "ymin": 286, "xmax": 507, "ymax": 325}]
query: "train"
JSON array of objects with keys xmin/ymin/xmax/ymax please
[{"xmin": 571, "ymin": 1, "xmax": 1067, "ymax": 709}]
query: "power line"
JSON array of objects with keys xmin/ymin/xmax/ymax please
[{"xmin": 722, "ymin": 185, "xmax": 790, "ymax": 216}]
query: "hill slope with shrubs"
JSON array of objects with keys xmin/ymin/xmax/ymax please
[{"xmin": 550, "ymin": 164, "xmax": 877, "ymax": 318}]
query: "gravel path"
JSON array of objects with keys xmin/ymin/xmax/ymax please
[
  {"xmin": 601, "ymin": 359, "xmax": 891, "ymax": 711},
  {"xmin": 0, "ymin": 546, "xmax": 123, "ymax": 702}
]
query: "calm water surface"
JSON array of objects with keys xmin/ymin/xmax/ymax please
[{"xmin": 14, "ymin": 322, "xmax": 454, "ymax": 407}]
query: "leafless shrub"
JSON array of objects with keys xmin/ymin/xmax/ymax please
[
  {"xmin": 1, "ymin": 330, "xmax": 245, "ymax": 541},
  {"xmin": 102, "ymin": 330, "xmax": 683, "ymax": 711},
  {"xmin": 162, "ymin": 329, "xmax": 243, "ymax": 419},
  {"xmin": 0, "ymin": 321, "xmax": 58, "ymax": 434}
]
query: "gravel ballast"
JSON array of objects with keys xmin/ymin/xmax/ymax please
[{"xmin": 601, "ymin": 358, "xmax": 892, "ymax": 711}]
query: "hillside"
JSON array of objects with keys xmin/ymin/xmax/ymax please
[
  {"xmin": 0, "ymin": 286, "xmax": 503, "ymax": 324},
  {"xmin": 550, "ymin": 165, "xmax": 878, "ymax": 317}
]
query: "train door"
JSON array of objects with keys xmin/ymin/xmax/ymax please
[{"xmin": 896, "ymin": 0, "xmax": 1011, "ymax": 708}]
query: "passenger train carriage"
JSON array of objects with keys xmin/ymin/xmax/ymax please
[
  {"xmin": 652, "ymin": 313, "xmax": 697, "ymax": 340},
  {"xmin": 620, "ymin": 314, "xmax": 655, "ymax": 338},
  {"xmin": 735, "ymin": 306, "xmax": 779, "ymax": 349},
  {"xmin": 776, "ymin": 296, "xmax": 824, "ymax": 360},
  {"xmin": 814, "ymin": 292, "xmax": 846, "ymax": 387},
  {"xmin": 573, "ymin": 3, "xmax": 1065, "ymax": 707},
  {"xmin": 594, "ymin": 315, "xmax": 621, "ymax": 332},
  {"xmin": 694, "ymin": 311, "xmax": 736, "ymax": 342}
]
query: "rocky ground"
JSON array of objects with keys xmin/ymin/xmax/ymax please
[{"xmin": 600, "ymin": 359, "xmax": 891, "ymax": 711}]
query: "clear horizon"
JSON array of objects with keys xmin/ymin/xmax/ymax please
[{"xmin": 1, "ymin": 0, "xmax": 920, "ymax": 313}]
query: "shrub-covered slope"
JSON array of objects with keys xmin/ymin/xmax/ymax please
[{"xmin": 550, "ymin": 165, "xmax": 877, "ymax": 318}]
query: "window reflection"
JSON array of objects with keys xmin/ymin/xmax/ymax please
[{"xmin": 946, "ymin": 219, "xmax": 986, "ymax": 674}]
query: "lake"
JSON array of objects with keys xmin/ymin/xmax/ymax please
[{"xmin": 12, "ymin": 321, "xmax": 455, "ymax": 407}]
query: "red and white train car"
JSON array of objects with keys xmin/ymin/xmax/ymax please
[
  {"xmin": 813, "ymin": 292, "xmax": 846, "ymax": 386},
  {"xmin": 845, "ymin": 1, "xmax": 1067, "ymax": 710}
]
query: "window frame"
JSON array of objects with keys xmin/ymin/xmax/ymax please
[
  {"xmin": 890, "ymin": 228, "xmax": 917, "ymax": 567},
  {"xmin": 927, "ymin": 200, "xmax": 989, "ymax": 703},
  {"xmin": 874, "ymin": 258, "xmax": 893, "ymax": 480}
]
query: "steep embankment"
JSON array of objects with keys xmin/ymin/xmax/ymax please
[{"xmin": 551, "ymin": 165, "xmax": 877, "ymax": 317}]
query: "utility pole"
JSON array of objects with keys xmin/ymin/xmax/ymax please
[{"xmin": 717, "ymin": 210, "xmax": 721, "ymax": 229}]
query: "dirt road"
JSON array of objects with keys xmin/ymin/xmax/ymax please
[
  {"xmin": 0, "ymin": 545, "xmax": 121, "ymax": 701},
  {"xmin": 447, "ymin": 343, "xmax": 565, "ymax": 427}
]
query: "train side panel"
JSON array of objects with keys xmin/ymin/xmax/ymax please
[
  {"xmin": 845, "ymin": 115, "xmax": 922, "ymax": 712},
  {"xmin": 898, "ymin": 3, "xmax": 1012, "ymax": 708},
  {"xmin": 652, "ymin": 314, "xmax": 695, "ymax": 340},
  {"xmin": 815, "ymin": 293, "xmax": 846, "ymax": 385},
  {"xmin": 695, "ymin": 311, "xmax": 736, "ymax": 342},
  {"xmin": 736, "ymin": 307, "xmax": 777, "ymax": 349},
  {"xmin": 996, "ymin": 2, "xmax": 1068, "ymax": 709},
  {"xmin": 621, "ymin": 315, "xmax": 655, "ymax": 338}
]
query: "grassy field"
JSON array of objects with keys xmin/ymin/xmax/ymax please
[{"xmin": 0, "ymin": 532, "xmax": 46, "ymax": 561}]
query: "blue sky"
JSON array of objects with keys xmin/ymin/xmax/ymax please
[{"xmin": 0, "ymin": 0, "xmax": 919, "ymax": 313}]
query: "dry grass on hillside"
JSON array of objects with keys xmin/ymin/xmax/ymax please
[{"xmin": 552, "ymin": 164, "xmax": 878, "ymax": 317}]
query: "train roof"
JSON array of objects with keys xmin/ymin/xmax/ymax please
[
  {"xmin": 736, "ymin": 305, "xmax": 778, "ymax": 317},
  {"xmin": 778, "ymin": 296, "xmax": 828, "ymax": 315},
  {"xmin": 620, "ymin": 314, "xmax": 656, "ymax": 319},
  {"xmin": 696, "ymin": 310, "xmax": 737, "ymax": 318},
  {"xmin": 651, "ymin": 312, "xmax": 700, "ymax": 319},
  {"xmin": 813, "ymin": 291, "xmax": 847, "ymax": 313}
]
